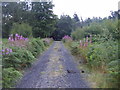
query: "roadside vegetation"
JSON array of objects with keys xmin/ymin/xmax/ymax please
[
  {"xmin": 2, "ymin": 34, "xmax": 53, "ymax": 88},
  {"xmin": 63, "ymin": 18, "xmax": 119, "ymax": 88}
]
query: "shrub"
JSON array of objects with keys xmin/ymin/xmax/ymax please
[
  {"xmin": 86, "ymin": 40, "xmax": 118, "ymax": 69},
  {"xmin": 3, "ymin": 47, "xmax": 35, "ymax": 69},
  {"xmin": 69, "ymin": 41, "xmax": 80, "ymax": 55},
  {"xmin": 84, "ymin": 22, "xmax": 103, "ymax": 35},
  {"xmin": 102, "ymin": 19, "xmax": 119, "ymax": 39},
  {"xmin": 72, "ymin": 22, "xmax": 103, "ymax": 40},
  {"xmin": 106, "ymin": 59, "xmax": 120, "ymax": 88},
  {"xmin": 2, "ymin": 68, "xmax": 22, "ymax": 88},
  {"xmin": 27, "ymin": 38, "xmax": 45, "ymax": 57},
  {"xmin": 71, "ymin": 28, "xmax": 85, "ymax": 40},
  {"xmin": 10, "ymin": 23, "xmax": 32, "ymax": 38}
]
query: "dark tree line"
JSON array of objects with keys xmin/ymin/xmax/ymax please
[
  {"xmin": 52, "ymin": 15, "xmax": 74, "ymax": 40},
  {"xmin": 2, "ymin": 2, "xmax": 57, "ymax": 38}
]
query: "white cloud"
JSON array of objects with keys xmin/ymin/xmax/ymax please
[{"xmin": 53, "ymin": 0, "xmax": 119, "ymax": 20}]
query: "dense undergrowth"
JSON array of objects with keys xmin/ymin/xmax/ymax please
[
  {"xmin": 63, "ymin": 19, "xmax": 119, "ymax": 88},
  {"xmin": 2, "ymin": 35, "xmax": 53, "ymax": 88}
]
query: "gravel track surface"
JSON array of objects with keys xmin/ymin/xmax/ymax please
[{"xmin": 16, "ymin": 41, "xmax": 90, "ymax": 88}]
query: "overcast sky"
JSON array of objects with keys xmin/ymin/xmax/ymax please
[{"xmin": 53, "ymin": 0, "xmax": 119, "ymax": 20}]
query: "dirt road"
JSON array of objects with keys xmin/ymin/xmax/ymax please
[{"xmin": 16, "ymin": 41, "xmax": 89, "ymax": 88}]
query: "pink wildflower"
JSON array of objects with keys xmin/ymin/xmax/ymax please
[
  {"xmin": 15, "ymin": 33, "xmax": 18, "ymax": 36},
  {"xmin": 9, "ymin": 49, "xmax": 12, "ymax": 53},
  {"xmin": 6, "ymin": 52, "xmax": 9, "ymax": 55},
  {"xmin": 2, "ymin": 50, "xmax": 5, "ymax": 52}
]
